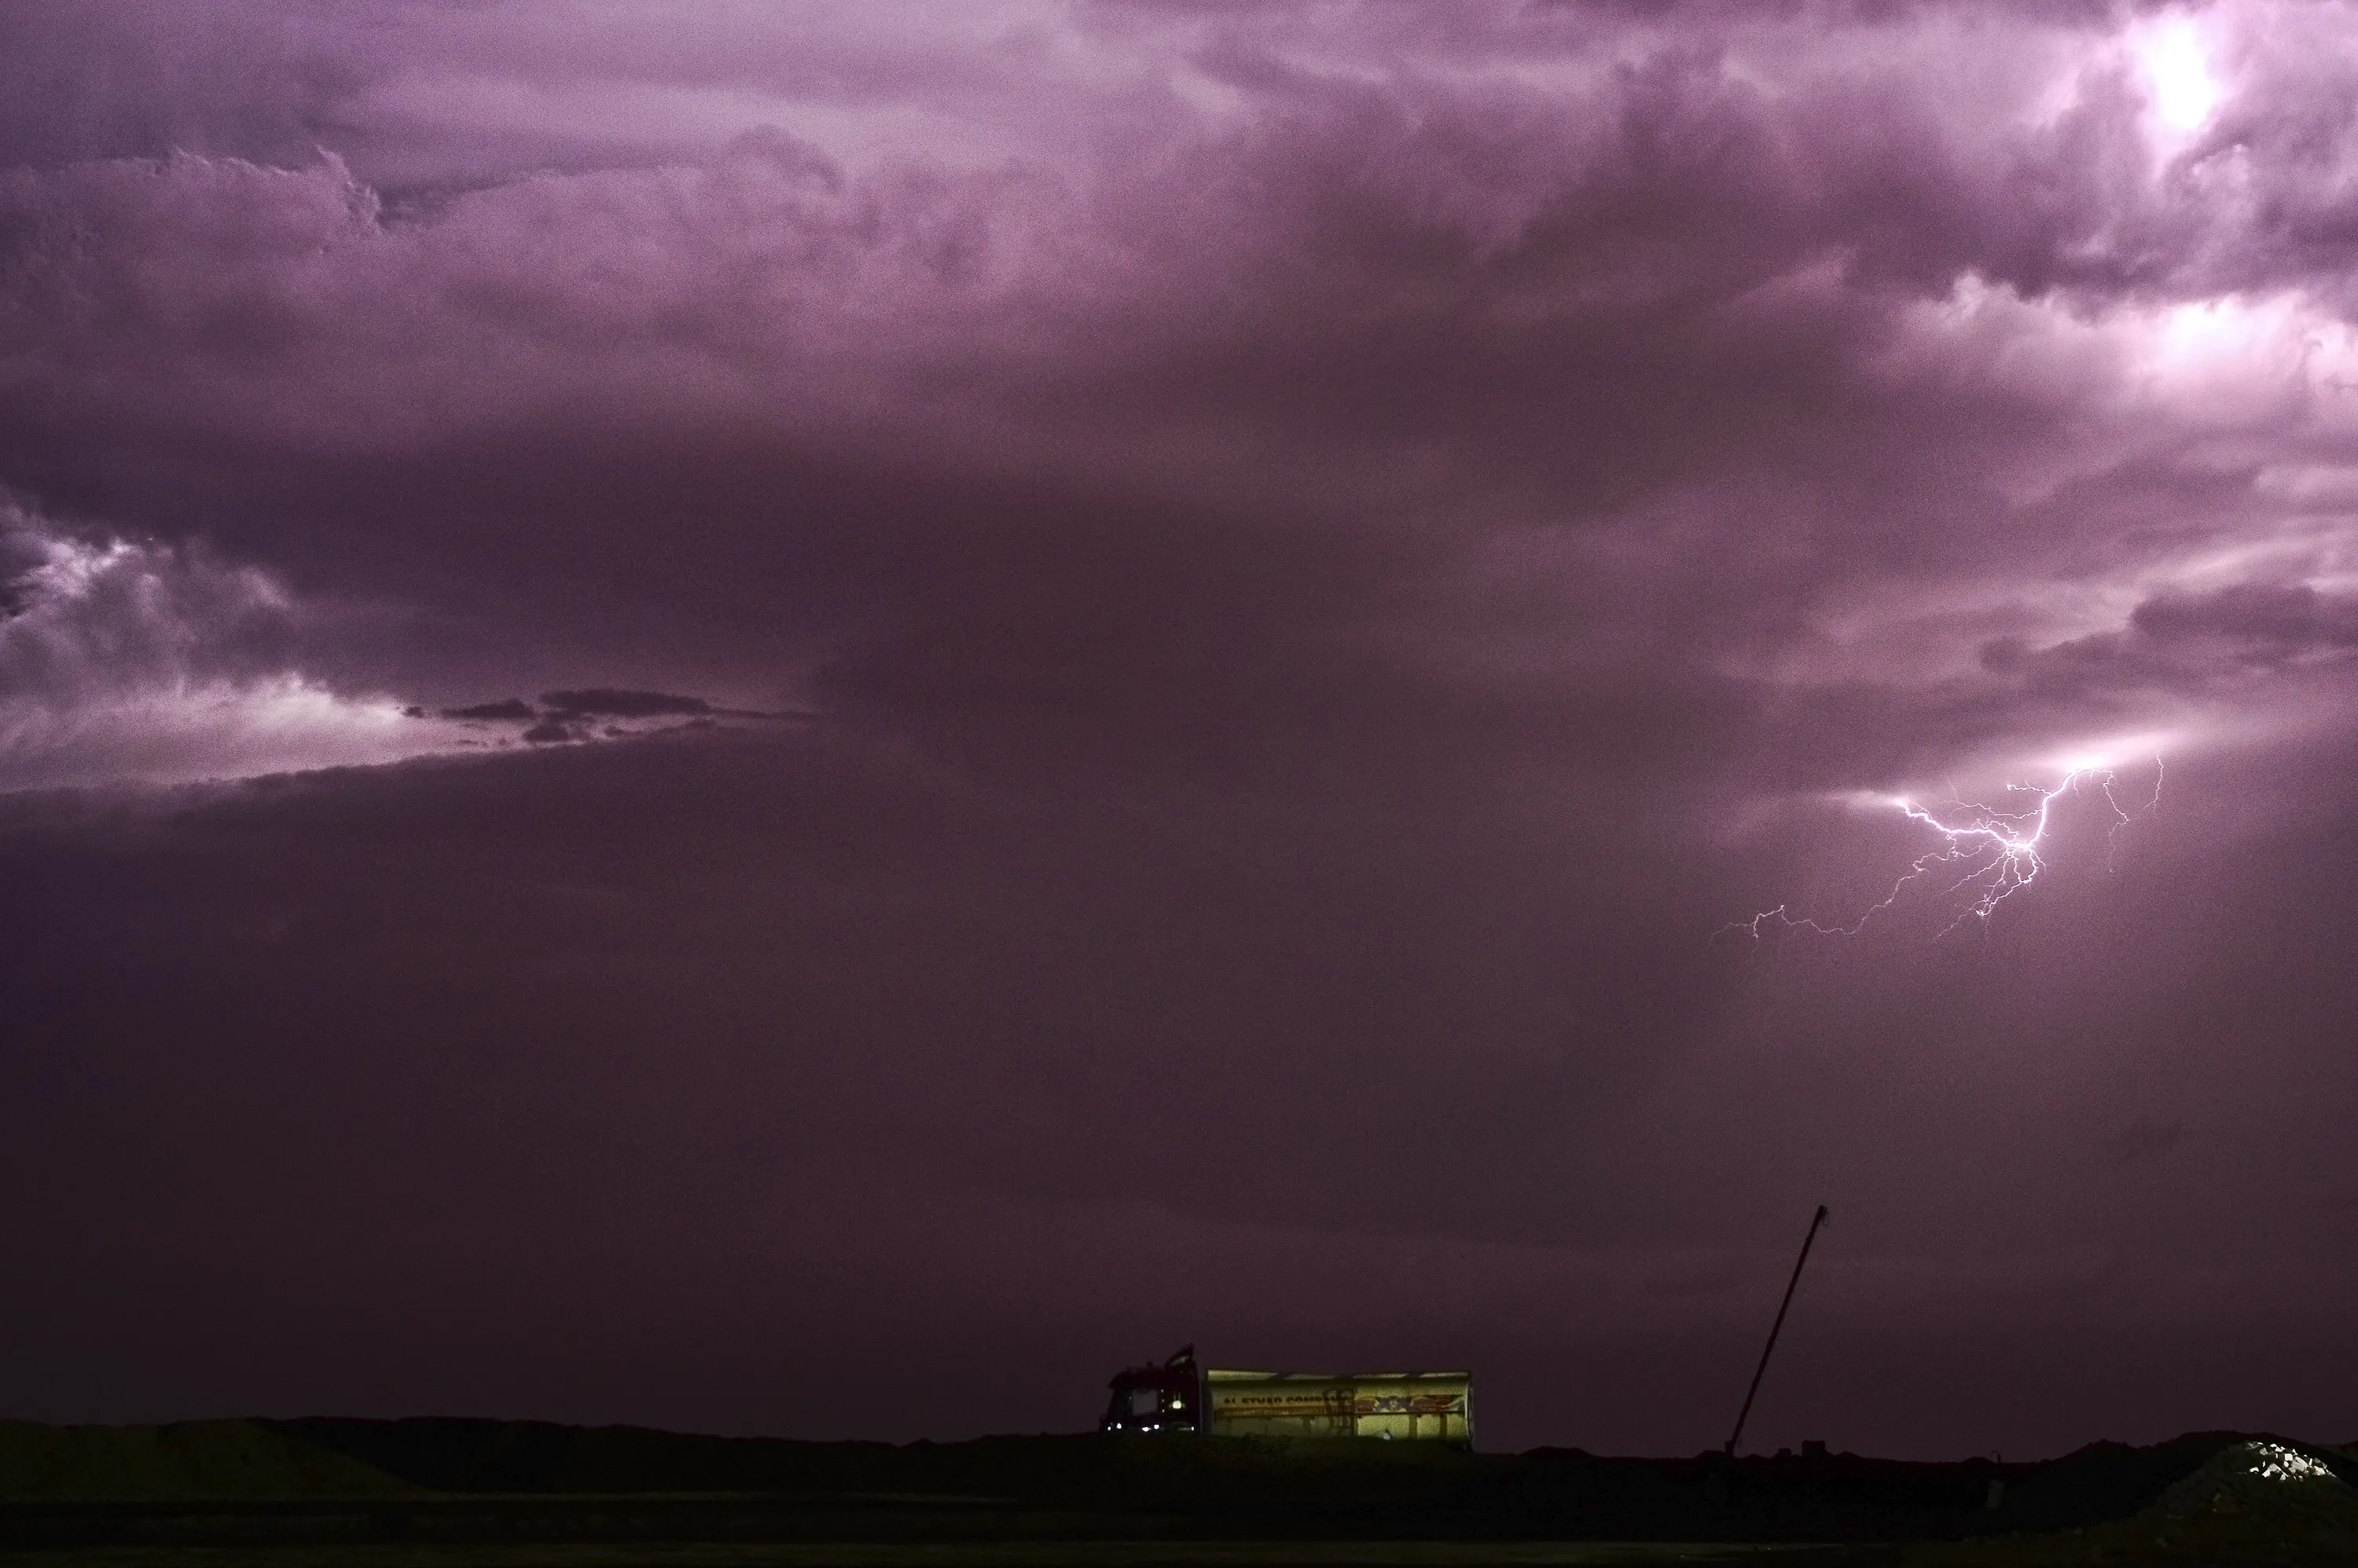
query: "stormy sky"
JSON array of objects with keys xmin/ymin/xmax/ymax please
[{"xmin": 4, "ymin": 1, "xmax": 2356, "ymax": 1459}]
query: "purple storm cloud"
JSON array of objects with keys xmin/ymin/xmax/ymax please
[{"xmin": 2, "ymin": 1, "xmax": 2355, "ymax": 1459}]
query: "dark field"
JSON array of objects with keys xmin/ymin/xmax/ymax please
[{"xmin": 2, "ymin": 1421, "xmax": 2354, "ymax": 1566}]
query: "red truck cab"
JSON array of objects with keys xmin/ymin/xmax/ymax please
[{"xmin": 1099, "ymin": 1345, "xmax": 1203, "ymax": 1434}]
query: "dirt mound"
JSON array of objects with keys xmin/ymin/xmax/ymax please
[
  {"xmin": 2145, "ymin": 1439, "xmax": 2358, "ymax": 1541},
  {"xmin": 1904, "ymin": 1438, "xmax": 2358, "ymax": 1566},
  {"xmin": 0, "ymin": 1419, "xmax": 413, "ymax": 1500}
]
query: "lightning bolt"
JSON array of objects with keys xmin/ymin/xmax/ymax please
[{"xmin": 1728, "ymin": 757, "xmax": 2164, "ymax": 941}]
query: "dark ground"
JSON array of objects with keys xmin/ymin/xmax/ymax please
[{"xmin": 0, "ymin": 1420, "xmax": 2351, "ymax": 1566}]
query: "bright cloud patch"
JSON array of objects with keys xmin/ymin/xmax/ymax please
[
  {"xmin": 0, "ymin": 675, "xmax": 453, "ymax": 792},
  {"xmin": 2139, "ymin": 17, "xmax": 2220, "ymax": 134},
  {"xmin": 0, "ymin": 506, "xmax": 468, "ymax": 790}
]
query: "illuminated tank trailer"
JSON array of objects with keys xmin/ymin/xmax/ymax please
[{"xmin": 1100, "ymin": 1346, "xmax": 1473, "ymax": 1445}]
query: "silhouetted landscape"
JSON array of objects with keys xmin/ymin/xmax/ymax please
[{"xmin": 2, "ymin": 1419, "xmax": 2352, "ymax": 1563}]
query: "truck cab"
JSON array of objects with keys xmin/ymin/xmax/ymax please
[{"xmin": 1099, "ymin": 1345, "xmax": 1203, "ymax": 1434}]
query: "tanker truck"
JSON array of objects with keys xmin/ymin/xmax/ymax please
[{"xmin": 1099, "ymin": 1346, "xmax": 1473, "ymax": 1445}]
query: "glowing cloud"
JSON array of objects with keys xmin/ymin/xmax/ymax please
[
  {"xmin": 0, "ymin": 676, "xmax": 468, "ymax": 791},
  {"xmin": 0, "ymin": 507, "xmax": 755, "ymax": 791},
  {"xmin": 2139, "ymin": 17, "xmax": 2218, "ymax": 133},
  {"xmin": 0, "ymin": 509, "xmax": 472, "ymax": 790}
]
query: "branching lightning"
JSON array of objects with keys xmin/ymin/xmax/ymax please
[{"xmin": 1728, "ymin": 757, "xmax": 2164, "ymax": 941}]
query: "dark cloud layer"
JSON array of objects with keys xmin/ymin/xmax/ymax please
[
  {"xmin": 1988, "ymin": 580, "xmax": 2358, "ymax": 696},
  {"xmin": 3, "ymin": 1, "xmax": 2357, "ymax": 1456}
]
